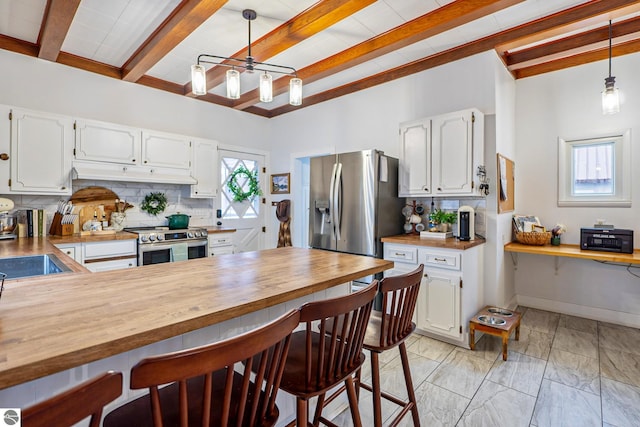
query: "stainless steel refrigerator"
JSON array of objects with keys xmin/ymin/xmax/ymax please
[{"xmin": 309, "ymin": 149, "xmax": 404, "ymax": 259}]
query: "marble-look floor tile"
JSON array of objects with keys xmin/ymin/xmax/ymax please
[
  {"xmin": 552, "ymin": 326, "xmax": 598, "ymax": 359},
  {"xmin": 600, "ymin": 346, "xmax": 640, "ymax": 388},
  {"xmin": 487, "ymin": 350, "xmax": 546, "ymax": 396},
  {"xmin": 408, "ymin": 334, "xmax": 455, "ymax": 362},
  {"xmin": 558, "ymin": 314, "xmax": 598, "ymax": 334},
  {"xmin": 544, "ymin": 348, "xmax": 600, "ymax": 395},
  {"xmin": 532, "ymin": 379, "xmax": 601, "ymax": 427},
  {"xmin": 602, "ymin": 378, "xmax": 640, "ymax": 427},
  {"xmin": 457, "ymin": 380, "xmax": 536, "ymax": 427},
  {"xmin": 373, "ymin": 350, "xmax": 440, "ymax": 399},
  {"xmin": 509, "ymin": 326, "xmax": 554, "ymax": 360},
  {"xmin": 427, "ymin": 348, "xmax": 494, "ymax": 399},
  {"xmin": 521, "ymin": 308, "xmax": 560, "ymax": 334},
  {"xmin": 599, "ymin": 323, "xmax": 640, "ymax": 356},
  {"xmin": 459, "ymin": 334, "xmax": 502, "ymax": 362},
  {"xmin": 329, "ymin": 388, "xmax": 393, "ymax": 427},
  {"xmin": 396, "ymin": 381, "xmax": 470, "ymax": 427}
]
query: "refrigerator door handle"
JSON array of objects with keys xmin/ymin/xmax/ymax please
[
  {"xmin": 334, "ymin": 162, "xmax": 343, "ymax": 241},
  {"xmin": 329, "ymin": 162, "xmax": 338, "ymax": 239}
]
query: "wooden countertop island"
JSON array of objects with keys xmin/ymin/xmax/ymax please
[{"xmin": 0, "ymin": 247, "xmax": 392, "ymax": 391}]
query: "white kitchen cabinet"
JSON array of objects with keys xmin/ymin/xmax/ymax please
[
  {"xmin": 398, "ymin": 108, "xmax": 484, "ymax": 197},
  {"xmin": 0, "ymin": 105, "xmax": 11, "ymax": 193},
  {"xmin": 55, "ymin": 239, "xmax": 137, "ymax": 272},
  {"xmin": 84, "ymin": 257, "xmax": 136, "ymax": 272},
  {"xmin": 55, "ymin": 243, "xmax": 82, "ymax": 263},
  {"xmin": 398, "ymin": 118, "xmax": 431, "ymax": 196},
  {"xmin": 141, "ymin": 130, "xmax": 191, "ymax": 170},
  {"xmin": 208, "ymin": 233, "xmax": 234, "ymax": 256},
  {"xmin": 190, "ymin": 139, "xmax": 218, "ymax": 198},
  {"xmin": 9, "ymin": 108, "xmax": 73, "ymax": 195},
  {"xmin": 75, "ymin": 119, "xmax": 140, "ymax": 164},
  {"xmin": 383, "ymin": 241, "xmax": 483, "ymax": 348}
]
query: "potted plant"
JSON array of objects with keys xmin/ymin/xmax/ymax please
[{"xmin": 429, "ymin": 209, "xmax": 457, "ymax": 232}]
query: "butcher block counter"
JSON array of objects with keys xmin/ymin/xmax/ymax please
[
  {"xmin": 381, "ymin": 234, "xmax": 485, "ymax": 250},
  {"xmin": 0, "ymin": 247, "xmax": 391, "ymax": 391}
]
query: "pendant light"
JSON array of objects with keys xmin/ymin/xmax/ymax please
[
  {"xmin": 191, "ymin": 9, "xmax": 302, "ymax": 106},
  {"xmin": 601, "ymin": 20, "xmax": 620, "ymax": 115}
]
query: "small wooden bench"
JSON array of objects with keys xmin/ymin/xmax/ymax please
[{"xmin": 469, "ymin": 306, "xmax": 521, "ymax": 361}]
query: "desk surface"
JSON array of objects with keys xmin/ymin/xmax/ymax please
[
  {"xmin": 0, "ymin": 247, "xmax": 392, "ymax": 389},
  {"xmin": 504, "ymin": 242, "xmax": 640, "ymax": 265}
]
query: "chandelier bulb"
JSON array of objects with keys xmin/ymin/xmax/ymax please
[
  {"xmin": 260, "ymin": 73, "xmax": 273, "ymax": 103},
  {"xmin": 289, "ymin": 78, "xmax": 303, "ymax": 106},
  {"xmin": 226, "ymin": 68, "xmax": 241, "ymax": 99},
  {"xmin": 191, "ymin": 64, "xmax": 207, "ymax": 96}
]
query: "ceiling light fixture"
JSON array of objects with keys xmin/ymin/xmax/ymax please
[
  {"xmin": 191, "ymin": 9, "xmax": 302, "ymax": 106},
  {"xmin": 601, "ymin": 20, "xmax": 620, "ymax": 115}
]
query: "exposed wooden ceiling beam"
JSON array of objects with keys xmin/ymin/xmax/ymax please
[
  {"xmin": 495, "ymin": 0, "xmax": 640, "ymax": 55},
  {"xmin": 0, "ymin": 34, "xmax": 39, "ymax": 57},
  {"xmin": 37, "ymin": 0, "xmax": 81, "ymax": 61},
  {"xmin": 56, "ymin": 52, "xmax": 122, "ymax": 80},
  {"xmin": 235, "ymin": 0, "xmax": 523, "ymax": 111},
  {"xmin": 505, "ymin": 16, "xmax": 640, "ymax": 68},
  {"xmin": 184, "ymin": 0, "xmax": 378, "ymax": 96},
  {"xmin": 122, "ymin": 0, "xmax": 228, "ymax": 84},
  {"xmin": 267, "ymin": 0, "xmax": 640, "ymax": 117},
  {"xmin": 514, "ymin": 38, "xmax": 640, "ymax": 78}
]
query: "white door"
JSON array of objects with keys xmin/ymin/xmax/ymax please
[{"xmin": 218, "ymin": 149, "xmax": 266, "ymax": 253}]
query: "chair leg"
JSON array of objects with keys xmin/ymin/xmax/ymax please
[
  {"xmin": 345, "ymin": 376, "xmax": 363, "ymax": 427},
  {"xmin": 370, "ymin": 351, "xmax": 383, "ymax": 427},
  {"xmin": 312, "ymin": 393, "xmax": 326, "ymax": 427},
  {"xmin": 297, "ymin": 397, "xmax": 309, "ymax": 427},
  {"xmin": 355, "ymin": 367, "xmax": 362, "ymax": 400},
  {"xmin": 399, "ymin": 342, "xmax": 420, "ymax": 427}
]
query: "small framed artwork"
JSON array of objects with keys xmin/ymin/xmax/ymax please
[{"xmin": 271, "ymin": 173, "xmax": 290, "ymax": 194}]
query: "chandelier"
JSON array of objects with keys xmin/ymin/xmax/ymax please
[
  {"xmin": 191, "ymin": 9, "xmax": 302, "ymax": 106},
  {"xmin": 601, "ymin": 20, "xmax": 620, "ymax": 115}
]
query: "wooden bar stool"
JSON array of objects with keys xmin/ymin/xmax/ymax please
[
  {"xmin": 104, "ymin": 309, "xmax": 300, "ymax": 427},
  {"xmin": 358, "ymin": 264, "xmax": 424, "ymax": 427},
  {"xmin": 22, "ymin": 371, "xmax": 123, "ymax": 427},
  {"xmin": 280, "ymin": 281, "xmax": 378, "ymax": 427}
]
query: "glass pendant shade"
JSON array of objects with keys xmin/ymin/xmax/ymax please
[
  {"xmin": 289, "ymin": 77, "xmax": 303, "ymax": 106},
  {"xmin": 191, "ymin": 64, "xmax": 207, "ymax": 96},
  {"xmin": 259, "ymin": 73, "xmax": 273, "ymax": 103},
  {"xmin": 602, "ymin": 77, "xmax": 620, "ymax": 115},
  {"xmin": 226, "ymin": 69, "xmax": 241, "ymax": 99}
]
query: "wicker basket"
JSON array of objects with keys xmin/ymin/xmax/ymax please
[{"xmin": 515, "ymin": 231, "xmax": 551, "ymax": 246}]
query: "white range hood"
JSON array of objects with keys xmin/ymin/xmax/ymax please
[{"xmin": 72, "ymin": 160, "xmax": 197, "ymax": 185}]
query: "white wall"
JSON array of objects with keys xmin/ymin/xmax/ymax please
[{"xmin": 514, "ymin": 52, "xmax": 640, "ymax": 326}]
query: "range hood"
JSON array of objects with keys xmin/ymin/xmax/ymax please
[{"xmin": 72, "ymin": 160, "xmax": 197, "ymax": 185}]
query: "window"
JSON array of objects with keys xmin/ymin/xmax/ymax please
[{"xmin": 558, "ymin": 130, "xmax": 631, "ymax": 207}]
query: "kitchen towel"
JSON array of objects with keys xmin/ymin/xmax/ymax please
[{"xmin": 171, "ymin": 243, "xmax": 188, "ymax": 262}]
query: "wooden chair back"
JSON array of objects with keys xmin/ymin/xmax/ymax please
[
  {"xmin": 22, "ymin": 371, "xmax": 123, "ymax": 427},
  {"xmin": 376, "ymin": 264, "xmax": 424, "ymax": 348},
  {"xmin": 296, "ymin": 281, "xmax": 377, "ymax": 391},
  {"xmin": 127, "ymin": 309, "xmax": 299, "ymax": 427}
]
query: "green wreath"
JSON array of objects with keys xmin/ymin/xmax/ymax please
[
  {"xmin": 140, "ymin": 192, "xmax": 167, "ymax": 216},
  {"xmin": 227, "ymin": 167, "xmax": 262, "ymax": 202}
]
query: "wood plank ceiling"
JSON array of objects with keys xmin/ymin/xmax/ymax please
[{"xmin": 1, "ymin": 0, "xmax": 639, "ymax": 117}]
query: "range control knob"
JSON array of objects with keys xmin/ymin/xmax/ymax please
[
  {"xmin": 156, "ymin": 234, "xmax": 164, "ymax": 241},
  {"xmin": 140, "ymin": 235, "xmax": 149, "ymax": 243},
  {"xmin": 148, "ymin": 234, "xmax": 156, "ymax": 242},
  {"xmin": 194, "ymin": 231, "xmax": 201, "ymax": 238},
  {"xmin": 202, "ymin": 230, "xmax": 208, "ymax": 237},
  {"xmin": 187, "ymin": 232, "xmax": 194, "ymax": 238}
]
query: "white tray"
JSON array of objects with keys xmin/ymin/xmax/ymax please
[{"xmin": 420, "ymin": 231, "xmax": 453, "ymax": 239}]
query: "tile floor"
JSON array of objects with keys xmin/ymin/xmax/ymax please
[{"xmin": 331, "ymin": 306, "xmax": 640, "ymax": 427}]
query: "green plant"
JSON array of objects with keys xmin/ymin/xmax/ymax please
[
  {"xmin": 140, "ymin": 192, "xmax": 167, "ymax": 216},
  {"xmin": 429, "ymin": 209, "xmax": 457, "ymax": 224},
  {"xmin": 227, "ymin": 167, "xmax": 262, "ymax": 202}
]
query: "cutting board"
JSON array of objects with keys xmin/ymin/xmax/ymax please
[{"xmin": 69, "ymin": 186, "xmax": 119, "ymax": 229}]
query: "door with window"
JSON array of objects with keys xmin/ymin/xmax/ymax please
[{"xmin": 218, "ymin": 149, "xmax": 266, "ymax": 253}]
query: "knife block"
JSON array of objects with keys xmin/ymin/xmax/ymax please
[{"xmin": 49, "ymin": 212, "xmax": 74, "ymax": 236}]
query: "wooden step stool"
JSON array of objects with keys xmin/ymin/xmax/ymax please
[{"xmin": 469, "ymin": 306, "xmax": 521, "ymax": 361}]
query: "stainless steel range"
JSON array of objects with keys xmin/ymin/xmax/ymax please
[{"xmin": 124, "ymin": 226, "xmax": 209, "ymax": 266}]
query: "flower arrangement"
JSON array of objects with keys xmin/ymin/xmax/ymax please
[{"xmin": 551, "ymin": 224, "xmax": 567, "ymax": 237}]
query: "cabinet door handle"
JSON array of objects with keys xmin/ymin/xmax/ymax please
[
  {"xmin": 434, "ymin": 257, "xmax": 446, "ymax": 262},
  {"xmin": 395, "ymin": 252, "xmax": 406, "ymax": 257},
  {"xmin": 437, "ymin": 187, "xmax": 442, "ymax": 191},
  {"xmin": 0, "ymin": 153, "xmax": 8, "ymax": 160},
  {"xmin": 422, "ymin": 186, "xmax": 429, "ymax": 191}
]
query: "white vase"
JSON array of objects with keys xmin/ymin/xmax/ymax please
[{"xmin": 110, "ymin": 212, "xmax": 126, "ymax": 231}]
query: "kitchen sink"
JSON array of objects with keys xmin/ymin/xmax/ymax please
[{"xmin": 0, "ymin": 254, "xmax": 72, "ymax": 280}]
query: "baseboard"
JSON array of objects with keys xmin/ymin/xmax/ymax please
[{"xmin": 516, "ymin": 295, "xmax": 640, "ymax": 329}]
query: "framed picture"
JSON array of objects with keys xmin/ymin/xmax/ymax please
[{"xmin": 271, "ymin": 173, "xmax": 290, "ymax": 194}]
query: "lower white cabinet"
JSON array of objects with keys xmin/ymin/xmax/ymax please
[
  {"xmin": 208, "ymin": 233, "xmax": 234, "ymax": 256},
  {"xmin": 54, "ymin": 239, "xmax": 137, "ymax": 272},
  {"xmin": 383, "ymin": 241, "xmax": 483, "ymax": 348}
]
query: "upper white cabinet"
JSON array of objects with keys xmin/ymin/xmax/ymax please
[
  {"xmin": 141, "ymin": 130, "xmax": 191, "ymax": 170},
  {"xmin": 75, "ymin": 119, "xmax": 140, "ymax": 164},
  {"xmin": 9, "ymin": 108, "xmax": 73, "ymax": 195},
  {"xmin": 399, "ymin": 108, "xmax": 484, "ymax": 197},
  {"xmin": 190, "ymin": 138, "xmax": 218, "ymax": 198}
]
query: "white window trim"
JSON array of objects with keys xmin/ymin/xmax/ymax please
[{"xmin": 557, "ymin": 129, "xmax": 631, "ymax": 207}]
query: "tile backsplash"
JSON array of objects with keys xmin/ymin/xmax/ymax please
[
  {"xmin": 2, "ymin": 180, "xmax": 215, "ymax": 231},
  {"xmin": 403, "ymin": 197, "xmax": 486, "ymax": 238}
]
